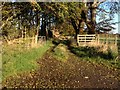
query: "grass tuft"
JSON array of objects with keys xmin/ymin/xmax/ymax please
[{"xmin": 52, "ymin": 44, "xmax": 68, "ymax": 62}]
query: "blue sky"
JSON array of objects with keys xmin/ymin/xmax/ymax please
[
  {"xmin": 114, "ymin": 14, "xmax": 119, "ymax": 34},
  {"xmin": 109, "ymin": 14, "xmax": 119, "ymax": 34},
  {"xmin": 97, "ymin": 1, "xmax": 120, "ymax": 34},
  {"xmin": 96, "ymin": 13, "xmax": 119, "ymax": 34}
]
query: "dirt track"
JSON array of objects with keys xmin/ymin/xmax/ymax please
[{"xmin": 3, "ymin": 49, "xmax": 120, "ymax": 89}]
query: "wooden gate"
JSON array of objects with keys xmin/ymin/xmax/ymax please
[
  {"xmin": 77, "ymin": 34, "xmax": 97, "ymax": 46},
  {"xmin": 77, "ymin": 34, "xmax": 118, "ymax": 46}
]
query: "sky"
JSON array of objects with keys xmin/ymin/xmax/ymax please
[
  {"xmin": 97, "ymin": 0, "xmax": 120, "ymax": 34},
  {"xmin": 118, "ymin": 14, "xmax": 120, "ymax": 34},
  {"xmin": 109, "ymin": 14, "xmax": 119, "ymax": 34},
  {"xmin": 114, "ymin": 14, "xmax": 119, "ymax": 34},
  {"xmin": 111, "ymin": 11, "xmax": 120, "ymax": 34}
]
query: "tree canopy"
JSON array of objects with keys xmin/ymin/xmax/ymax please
[{"xmin": 1, "ymin": 0, "xmax": 120, "ymax": 40}]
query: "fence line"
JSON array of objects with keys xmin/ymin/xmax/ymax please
[
  {"xmin": 5, "ymin": 35, "xmax": 46, "ymax": 49},
  {"xmin": 8, "ymin": 36, "xmax": 46, "ymax": 44},
  {"xmin": 77, "ymin": 34, "xmax": 118, "ymax": 46},
  {"xmin": 98, "ymin": 34, "xmax": 118, "ymax": 45}
]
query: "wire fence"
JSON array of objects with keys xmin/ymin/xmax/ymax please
[{"xmin": 3, "ymin": 35, "xmax": 46, "ymax": 49}]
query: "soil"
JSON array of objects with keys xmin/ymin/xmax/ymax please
[{"xmin": 2, "ymin": 46, "xmax": 120, "ymax": 89}]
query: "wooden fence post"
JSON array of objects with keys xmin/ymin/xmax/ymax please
[
  {"xmin": 118, "ymin": 35, "xmax": 120, "ymax": 60},
  {"xmin": 97, "ymin": 34, "xmax": 100, "ymax": 44},
  {"xmin": 35, "ymin": 35, "xmax": 38, "ymax": 44},
  {"xmin": 77, "ymin": 35, "xmax": 79, "ymax": 46},
  {"xmin": 115, "ymin": 34, "xmax": 117, "ymax": 45},
  {"xmin": 25, "ymin": 27, "xmax": 27, "ymax": 40},
  {"xmin": 106, "ymin": 34, "xmax": 108, "ymax": 45},
  {"xmin": 85, "ymin": 35, "xmax": 86, "ymax": 45},
  {"xmin": 22, "ymin": 30, "xmax": 23, "ymax": 39}
]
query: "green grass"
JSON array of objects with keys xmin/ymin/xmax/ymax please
[
  {"xmin": 69, "ymin": 46, "xmax": 120, "ymax": 69},
  {"xmin": 52, "ymin": 44, "xmax": 68, "ymax": 62},
  {"xmin": 84, "ymin": 57, "xmax": 120, "ymax": 69},
  {"xmin": 2, "ymin": 41, "xmax": 53, "ymax": 80}
]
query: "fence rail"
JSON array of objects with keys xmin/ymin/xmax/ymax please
[
  {"xmin": 77, "ymin": 34, "xmax": 118, "ymax": 46},
  {"xmin": 77, "ymin": 34, "xmax": 96, "ymax": 46},
  {"xmin": 4, "ymin": 35, "xmax": 47, "ymax": 45},
  {"xmin": 4, "ymin": 35, "xmax": 46, "ymax": 49}
]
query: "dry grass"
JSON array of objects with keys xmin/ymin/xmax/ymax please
[{"xmin": 80, "ymin": 41, "xmax": 118, "ymax": 55}]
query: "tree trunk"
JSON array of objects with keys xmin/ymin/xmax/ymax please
[
  {"xmin": 70, "ymin": 18, "xmax": 79, "ymax": 40},
  {"xmin": 86, "ymin": 2, "xmax": 96, "ymax": 34},
  {"xmin": 79, "ymin": 20, "xmax": 84, "ymax": 34},
  {"xmin": 36, "ymin": 10, "xmax": 40, "ymax": 37},
  {"xmin": 40, "ymin": 14, "xmax": 47, "ymax": 37},
  {"xmin": 87, "ymin": 21, "xmax": 95, "ymax": 34},
  {"xmin": 91, "ymin": 6, "xmax": 96, "ymax": 34}
]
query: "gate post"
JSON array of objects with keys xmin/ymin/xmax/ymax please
[
  {"xmin": 115, "ymin": 34, "xmax": 117, "ymax": 46},
  {"xmin": 97, "ymin": 34, "xmax": 100, "ymax": 44},
  {"xmin": 35, "ymin": 35, "xmax": 38, "ymax": 44}
]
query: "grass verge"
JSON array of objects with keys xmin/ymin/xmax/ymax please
[
  {"xmin": 69, "ymin": 46, "xmax": 120, "ymax": 69},
  {"xmin": 52, "ymin": 44, "xmax": 69, "ymax": 62},
  {"xmin": 2, "ymin": 41, "xmax": 53, "ymax": 80}
]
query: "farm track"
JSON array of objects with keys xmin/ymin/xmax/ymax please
[{"xmin": 2, "ymin": 43, "xmax": 120, "ymax": 89}]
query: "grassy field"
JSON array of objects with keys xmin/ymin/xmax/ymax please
[{"xmin": 2, "ymin": 41, "xmax": 53, "ymax": 80}]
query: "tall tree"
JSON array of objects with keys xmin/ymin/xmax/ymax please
[
  {"xmin": 84, "ymin": 0, "xmax": 120, "ymax": 34},
  {"xmin": 1, "ymin": 1, "xmax": 120, "ymax": 41}
]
